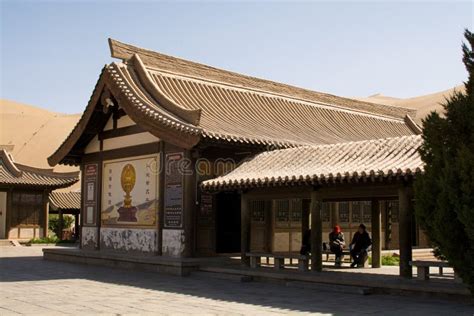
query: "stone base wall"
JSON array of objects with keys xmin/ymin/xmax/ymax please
[
  {"xmin": 81, "ymin": 226, "xmax": 99, "ymax": 249},
  {"xmin": 162, "ymin": 229, "xmax": 185, "ymax": 257},
  {"xmin": 100, "ymin": 227, "xmax": 158, "ymax": 253}
]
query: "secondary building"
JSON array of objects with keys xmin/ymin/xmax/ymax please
[
  {"xmin": 0, "ymin": 149, "xmax": 79, "ymax": 239},
  {"xmin": 47, "ymin": 39, "xmax": 425, "ymax": 276}
]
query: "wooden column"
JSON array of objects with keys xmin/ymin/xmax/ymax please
[
  {"xmin": 398, "ymin": 186, "xmax": 413, "ymax": 278},
  {"xmin": 74, "ymin": 213, "xmax": 79, "ymax": 240},
  {"xmin": 43, "ymin": 190, "xmax": 49, "ymax": 238},
  {"xmin": 310, "ymin": 191, "xmax": 323, "ymax": 272},
  {"xmin": 371, "ymin": 199, "xmax": 382, "ymax": 268},
  {"xmin": 241, "ymin": 193, "xmax": 250, "ymax": 267},
  {"xmin": 58, "ymin": 210, "xmax": 64, "ymax": 240},
  {"xmin": 183, "ymin": 149, "xmax": 196, "ymax": 258},
  {"xmin": 301, "ymin": 200, "xmax": 310, "ymax": 238}
]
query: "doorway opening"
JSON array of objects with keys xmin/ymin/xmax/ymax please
[{"xmin": 215, "ymin": 191, "xmax": 241, "ymax": 253}]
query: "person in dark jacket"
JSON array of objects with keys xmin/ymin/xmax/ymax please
[
  {"xmin": 350, "ymin": 224, "xmax": 372, "ymax": 267},
  {"xmin": 329, "ymin": 225, "xmax": 345, "ymax": 267}
]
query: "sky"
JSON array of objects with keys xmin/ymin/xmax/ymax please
[{"xmin": 1, "ymin": 1, "xmax": 473, "ymax": 114}]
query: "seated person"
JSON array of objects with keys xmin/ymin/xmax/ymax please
[
  {"xmin": 300, "ymin": 229, "xmax": 311, "ymax": 255},
  {"xmin": 329, "ymin": 225, "xmax": 345, "ymax": 267},
  {"xmin": 350, "ymin": 224, "xmax": 372, "ymax": 268}
]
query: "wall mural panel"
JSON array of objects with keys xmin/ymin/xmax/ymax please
[{"xmin": 101, "ymin": 155, "xmax": 159, "ymax": 226}]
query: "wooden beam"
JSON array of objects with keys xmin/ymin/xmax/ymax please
[
  {"xmin": 320, "ymin": 184, "xmax": 400, "ymax": 200},
  {"xmin": 310, "ymin": 191, "xmax": 323, "ymax": 272},
  {"xmin": 371, "ymin": 199, "xmax": 382, "ymax": 268},
  {"xmin": 98, "ymin": 124, "xmax": 145, "ymax": 140},
  {"xmin": 398, "ymin": 185, "xmax": 413, "ymax": 278},
  {"xmin": 241, "ymin": 193, "xmax": 250, "ymax": 267}
]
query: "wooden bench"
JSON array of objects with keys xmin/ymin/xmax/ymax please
[
  {"xmin": 322, "ymin": 250, "xmax": 351, "ymax": 262},
  {"xmin": 410, "ymin": 260, "xmax": 451, "ymax": 280},
  {"xmin": 246, "ymin": 253, "xmax": 309, "ymax": 271}
]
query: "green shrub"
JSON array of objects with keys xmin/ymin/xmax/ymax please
[
  {"xmin": 29, "ymin": 236, "xmax": 59, "ymax": 244},
  {"xmin": 368, "ymin": 255, "xmax": 400, "ymax": 266},
  {"xmin": 382, "ymin": 255, "xmax": 400, "ymax": 266},
  {"xmin": 48, "ymin": 214, "xmax": 75, "ymax": 238}
]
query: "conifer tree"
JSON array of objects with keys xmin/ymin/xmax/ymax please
[{"xmin": 415, "ymin": 29, "xmax": 474, "ymax": 294}]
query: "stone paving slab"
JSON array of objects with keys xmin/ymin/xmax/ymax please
[{"xmin": 1, "ymin": 246, "xmax": 473, "ymax": 315}]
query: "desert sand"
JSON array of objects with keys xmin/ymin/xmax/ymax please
[
  {"xmin": 356, "ymin": 85, "xmax": 465, "ymax": 124},
  {"xmin": 0, "ymin": 99, "xmax": 81, "ymax": 190}
]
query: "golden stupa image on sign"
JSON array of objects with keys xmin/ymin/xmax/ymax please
[{"xmin": 117, "ymin": 163, "xmax": 138, "ymax": 222}]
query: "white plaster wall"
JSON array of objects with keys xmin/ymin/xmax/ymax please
[
  {"xmin": 104, "ymin": 114, "xmax": 136, "ymax": 131},
  {"xmin": 84, "ymin": 135, "xmax": 100, "ymax": 154},
  {"xmin": 19, "ymin": 228, "xmax": 34, "ymax": 239},
  {"xmin": 82, "ymin": 226, "xmax": 98, "ymax": 248},
  {"xmin": 162, "ymin": 229, "xmax": 185, "ymax": 257},
  {"xmin": 102, "ymin": 132, "xmax": 158, "ymax": 151},
  {"xmin": 100, "ymin": 227, "xmax": 157, "ymax": 253}
]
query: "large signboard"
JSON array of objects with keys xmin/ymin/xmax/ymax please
[
  {"xmin": 101, "ymin": 155, "xmax": 158, "ymax": 226},
  {"xmin": 164, "ymin": 152, "xmax": 184, "ymax": 228},
  {"xmin": 84, "ymin": 163, "xmax": 98, "ymax": 225}
]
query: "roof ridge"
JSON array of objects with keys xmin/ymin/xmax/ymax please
[
  {"xmin": 260, "ymin": 134, "xmax": 422, "ymax": 155},
  {"xmin": 146, "ymin": 67, "xmax": 406, "ymax": 122},
  {"xmin": 0, "ymin": 149, "xmax": 22, "ymax": 177},
  {"xmin": 108, "ymin": 38, "xmax": 416, "ymax": 120}
]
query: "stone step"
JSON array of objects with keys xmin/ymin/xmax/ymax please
[
  {"xmin": 0, "ymin": 239, "xmax": 13, "ymax": 247},
  {"xmin": 286, "ymin": 281, "xmax": 373, "ymax": 295},
  {"xmin": 193, "ymin": 271, "xmax": 253, "ymax": 283}
]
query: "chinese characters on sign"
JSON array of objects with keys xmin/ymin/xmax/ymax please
[
  {"xmin": 164, "ymin": 152, "xmax": 184, "ymax": 228},
  {"xmin": 84, "ymin": 164, "xmax": 98, "ymax": 225},
  {"xmin": 199, "ymin": 193, "xmax": 214, "ymax": 224}
]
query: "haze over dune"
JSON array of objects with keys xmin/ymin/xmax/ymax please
[
  {"xmin": 356, "ymin": 85, "xmax": 464, "ymax": 124},
  {"xmin": 0, "ymin": 99, "xmax": 81, "ymax": 190}
]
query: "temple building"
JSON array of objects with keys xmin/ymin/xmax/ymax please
[
  {"xmin": 47, "ymin": 39, "xmax": 426, "ymax": 276},
  {"xmin": 0, "ymin": 149, "xmax": 79, "ymax": 239}
]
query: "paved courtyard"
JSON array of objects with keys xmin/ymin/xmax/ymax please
[{"xmin": 0, "ymin": 246, "xmax": 472, "ymax": 315}]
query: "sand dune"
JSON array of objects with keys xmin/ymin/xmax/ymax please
[
  {"xmin": 356, "ymin": 85, "xmax": 465, "ymax": 124},
  {"xmin": 0, "ymin": 99, "xmax": 81, "ymax": 190}
]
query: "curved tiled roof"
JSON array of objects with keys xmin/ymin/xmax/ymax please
[
  {"xmin": 201, "ymin": 135, "xmax": 424, "ymax": 190},
  {"xmin": 0, "ymin": 150, "xmax": 79, "ymax": 188},
  {"xmin": 49, "ymin": 191, "xmax": 81, "ymax": 210},
  {"xmin": 48, "ymin": 39, "xmax": 421, "ymax": 166}
]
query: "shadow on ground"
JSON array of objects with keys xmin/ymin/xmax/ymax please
[{"xmin": 1, "ymin": 250, "xmax": 473, "ymax": 315}]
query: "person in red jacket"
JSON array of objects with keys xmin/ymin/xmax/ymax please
[{"xmin": 329, "ymin": 225, "xmax": 345, "ymax": 267}]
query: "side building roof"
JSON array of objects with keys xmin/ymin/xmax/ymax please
[
  {"xmin": 202, "ymin": 135, "xmax": 424, "ymax": 190},
  {"xmin": 0, "ymin": 150, "xmax": 79, "ymax": 189},
  {"xmin": 49, "ymin": 39, "xmax": 421, "ymax": 166},
  {"xmin": 49, "ymin": 191, "xmax": 81, "ymax": 211}
]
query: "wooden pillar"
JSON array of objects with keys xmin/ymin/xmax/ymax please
[
  {"xmin": 58, "ymin": 210, "xmax": 64, "ymax": 240},
  {"xmin": 310, "ymin": 191, "xmax": 323, "ymax": 272},
  {"xmin": 43, "ymin": 190, "xmax": 49, "ymax": 238},
  {"xmin": 183, "ymin": 149, "xmax": 197, "ymax": 258},
  {"xmin": 241, "ymin": 193, "xmax": 250, "ymax": 267},
  {"xmin": 156, "ymin": 142, "xmax": 165, "ymax": 256},
  {"xmin": 301, "ymin": 200, "xmax": 310, "ymax": 237},
  {"xmin": 74, "ymin": 213, "xmax": 79, "ymax": 240},
  {"xmin": 371, "ymin": 199, "xmax": 382, "ymax": 268},
  {"xmin": 398, "ymin": 186, "xmax": 413, "ymax": 278}
]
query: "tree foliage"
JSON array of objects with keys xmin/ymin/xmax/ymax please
[{"xmin": 415, "ymin": 29, "xmax": 474, "ymax": 294}]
